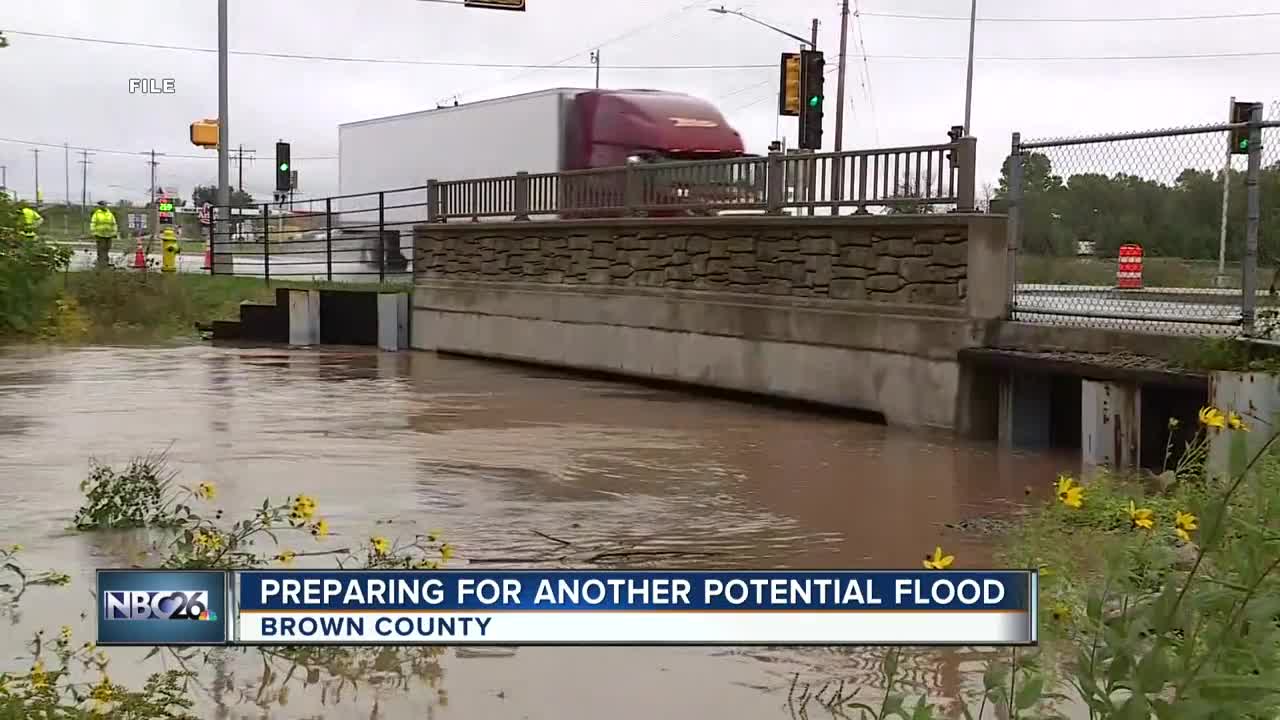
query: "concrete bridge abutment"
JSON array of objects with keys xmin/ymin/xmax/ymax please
[{"xmin": 411, "ymin": 214, "xmax": 1007, "ymax": 433}]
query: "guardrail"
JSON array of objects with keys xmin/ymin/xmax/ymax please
[{"xmin": 426, "ymin": 138, "xmax": 975, "ymax": 221}]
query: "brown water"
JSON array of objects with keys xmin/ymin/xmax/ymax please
[{"xmin": 0, "ymin": 344, "xmax": 1075, "ymax": 719}]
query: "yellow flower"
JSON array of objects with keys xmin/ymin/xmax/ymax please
[
  {"xmin": 1055, "ymin": 475, "xmax": 1085, "ymax": 509},
  {"xmin": 1050, "ymin": 604, "xmax": 1071, "ymax": 623},
  {"xmin": 1228, "ymin": 412, "xmax": 1249, "ymax": 432},
  {"xmin": 1175, "ymin": 511, "xmax": 1199, "ymax": 543},
  {"xmin": 275, "ymin": 551, "xmax": 296, "ymax": 566},
  {"xmin": 29, "ymin": 660, "xmax": 47, "ymax": 689},
  {"xmin": 290, "ymin": 495, "xmax": 317, "ymax": 522},
  {"xmin": 439, "ymin": 543, "xmax": 455, "ymax": 562},
  {"xmin": 371, "ymin": 536, "xmax": 391, "ymax": 557},
  {"xmin": 1127, "ymin": 500, "xmax": 1155, "ymax": 531},
  {"xmin": 923, "ymin": 546, "xmax": 954, "ymax": 570},
  {"xmin": 90, "ymin": 675, "xmax": 114, "ymax": 709},
  {"xmin": 1199, "ymin": 406, "xmax": 1226, "ymax": 430},
  {"xmin": 7, "ymin": 544, "xmax": 20, "ymax": 553},
  {"xmin": 193, "ymin": 530, "xmax": 225, "ymax": 552},
  {"xmin": 427, "ymin": 530, "xmax": 442, "ymax": 543},
  {"xmin": 195, "ymin": 482, "xmax": 216, "ymax": 500},
  {"xmin": 1167, "ymin": 417, "xmax": 1180, "ymax": 430},
  {"xmin": 310, "ymin": 519, "xmax": 330, "ymax": 538},
  {"xmin": 58, "ymin": 625, "xmax": 72, "ymax": 645}
]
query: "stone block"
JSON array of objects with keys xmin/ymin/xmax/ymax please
[
  {"xmin": 899, "ymin": 257, "xmax": 931, "ymax": 284},
  {"xmin": 610, "ymin": 264, "xmax": 635, "ymax": 278},
  {"xmin": 731, "ymin": 252, "xmax": 756, "ymax": 268},
  {"xmin": 666, "ymin": 265, "xmax": 693, "ymax": 282},
  {"xmin": 800, "ymin": 236, "xmax": 836, "ymax": 255},
  {"xmin": 706, "ymin": 259, "xmax": 730, "ymax": 275},
  {"xmin": 586, "ymin": 269, "xmax": 611, "ymax": 284},
  {"xmin": 687, "ymin": 236, "xmax": 711, "ymax": 254},
  {"xmin": 727, "ymin": 236, "xmax": 754, "ymax": 252},
  {"xmin": 591, "ymin": 241, "xmax": 616, "ymax": 260},
  {"xmin": 691, "ymin": 253, "xmax": 710, "ymax": 275},
  {"xmin": 829, "ymin": 278, "xmax": 867, "ymax": 300},
  {"xmin": 839, "ymin": 247, "xmax": 875, "ymax": 268},
  {"xmin": 866, "ymin": 274, "xmax": 903, "ymax": 292},
  {"xmin": 932, "ymin": 241, "xmax": 967, "ymax": 266},
  {"xmin": 876, "ymin": 256, "xmax": 900, "ymax": 274},
  {"xmin": 887, "ymin": 237, "xmax": 915, "ymax": 257},
  {"xmin": 729, "ymin": 269, "xmax": 764, "ymax": 284}
]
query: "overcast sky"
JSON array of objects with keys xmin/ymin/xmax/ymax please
[{"xmin": 1, "ymin": 0, "xmax": 1277, "ymax": 206}]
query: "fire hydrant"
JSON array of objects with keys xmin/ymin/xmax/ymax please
[{"xmin": 161, "ymin": 228, "xmax": 180, "ymax": 273}]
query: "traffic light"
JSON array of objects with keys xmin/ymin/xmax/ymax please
[
  {"xmin": 275, "ymin": 142, "xmax": 291, "ymax": 192},
  {"xmin": 778, "ymin": 53, "xmax": 801, "ymax": 117},
  {"xmin": 1230, "ymin": 101, "xmax": 1261, "ymax": 155},
  {"xmin": 190, "ymin": 119, "xmax": 218, "ymax": 149},
  {"xmin": 798, "ymin": 50, "xmax": 825, "ymax": 150}
]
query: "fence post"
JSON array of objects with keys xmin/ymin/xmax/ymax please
[
  {"xmin": 514, "ymin": 171, "xmax": 530, "ymax": 221},
  {"xmin": 377, "ymin": 191, "xmax": 386, "ymax": 283},
  {"xmin": 765, "ymin": 152, "xmax": 784, "ymax": 215},
  {"xmin": 955, "ymin": 136, "xmax": 977, "ymax": 212},
  {"xmin": 426, "ymin": 179, "xmax": 439, "ymax": 223},
  {"xmin": 1242, "ymin": 103, "xmax": 1263, "ymax": 334},
  {"xmin": 624, "ymin": 163, "xmax": 641, "ymax": 216},
  {"xmin": 325, "ymin": 197, "xmax": 333, "ymax": 283},
  {"xmin": 1006, "ymin": 133, "xmax": 1024, "ymax": 320},
  {"xmin": 262, "ymin": 202, "xmax": 271, "ymax": 286}
]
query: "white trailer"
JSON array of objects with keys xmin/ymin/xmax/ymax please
[{"xmin": 336, "ymin": 87, "xmax": 592, "ymax": 229}]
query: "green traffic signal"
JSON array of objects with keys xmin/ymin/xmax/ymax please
[
  {"xmin": 808, "ymin": 96, "xmax": 821, "ymax": 107},
  {"xmin": 278, "ymin": 162, "xmax": 289, "ymax": 172},
  {"xmin": 1239, "ymin": 138, "xmax": 1249, "ymax": 150}
]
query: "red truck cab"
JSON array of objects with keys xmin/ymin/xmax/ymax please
[{"xmin": 559, "ymin": 90, "xmax": 749, "ymax": 216}]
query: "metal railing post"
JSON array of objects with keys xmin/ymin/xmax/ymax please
[
  {"xmin": 955, "ymin": 136, "xmax": 978, "ymax": 212},
  {"xmin": 378, "ymin": 191, "xmax": 386, "ymax": 283},
  {"xmin": 325, "ymin": 197, "xmax": 333, "ymax": 283},
  {"xmin": 1006, "ymin": 133, "xmax": 1024, "ymax": 320},
  {"xmin": 856, "ymin": 155, "xmax": 869, "ymax": 214},
  {"xmin": 765, "ymin": 152, "xmax": 784, "ymax": 215},
  {"xmin": 207, "ymin": 212, "xmax": 216, "ymax": 275},
  {"xmin": 261, "ymin": 202, "xmax": 271, "ymax": 285},
  {"xmin": 1243, "ymin": 104, "xmax": 1263, "ymax": 334},
  {"xmin": 514, "ymin": 171, "xmax": 530, "ymax": 221},
  {"xmin": 426, "ymin": 179, "xmax": 439, "ymax": 223}
]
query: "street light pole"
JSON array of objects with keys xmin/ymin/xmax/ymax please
[
  {"xmin": 710, "ymin": 6, "xmax": 814, "ymax": 48},
  {"xmin": 216, "ymin": 0, "xmax": 231, "ymax": 273},
  {"xmin": 963, "ymin": 0, "xmax": 977, "ymax": 134}
]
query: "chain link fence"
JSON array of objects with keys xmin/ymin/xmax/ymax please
[{"xmin": 1007, "ymin": 106, "xmax": 1280, "ymax": 336}]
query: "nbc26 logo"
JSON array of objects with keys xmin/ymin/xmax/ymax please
[{"xmin": 103, "ymin": 591, "xmax": 216, "ymax": 621}]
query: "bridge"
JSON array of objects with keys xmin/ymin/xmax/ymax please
[{"xmin": 208, "ymin": 114, "xmax": 1280, "ymax": 475}]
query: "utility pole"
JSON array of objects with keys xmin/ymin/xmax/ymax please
[
  {"xmin": 30, "ymin": 148, "xmax": 40, "ymax": 202},
  {"xmin": 64, "ymin": 142, "xmax": 71, "ymax": 235},
  {"xmin": 216, "ymin": 0, "xmax": 231, "ymax": 275},
  {"xmin": 1217, "ymin": 96, "xmax": 1235, "ymax": 288},
  {"xmin": 590, "ymin": 50, "xmax": 600, "ymax": 88},
  {"xmin": 834, "ymin": 0, "xmax": 849, "ymax": 152},
  {"xmin": 144, "ymin": 150, "xmax": 164, "ymax": 246},
  {"xmin": 963, "ymin": 0, "xmax": 977, "ymax": 134},
  {"xmin": 231, "ymin": 145, "xmax": 256, "ymax": 192},
  {"xmin": 1, "ymin": 165, "xmax": 6, "ymax": 191},
  {"xmin": 77, "ymin": 150, "xmax": 94, "ymax": 219}
]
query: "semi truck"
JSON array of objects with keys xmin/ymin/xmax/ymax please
[{"xmin": 336, "ymin": 87, "xmax": 754, "ymax": 234}]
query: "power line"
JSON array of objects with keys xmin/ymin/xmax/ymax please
[
  {"xmin": 851, "ymin": 0, "xmax": 879, "ymax": 145},
  {"xmin": 446, "ymin": 0, "xmax": 718, "ymax": 102},
  {"xmin": 857, "ymin": 10, "xmax": 1280, "ymax": 23},
  {"xmin": 0, "ymin": 136, "xmax": 336, "ymax": 161},
  {"xmin": 5, "ymin": 28, "xmax": 767, "ymax": 70},
  {"xmin": 10, "ymin": 27, "xmax": 1273, "ymax": 67}
]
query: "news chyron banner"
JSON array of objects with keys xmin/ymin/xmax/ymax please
[{"xmin": 97, "ymin": 570, "xmax": 1038, "ymax": 646}]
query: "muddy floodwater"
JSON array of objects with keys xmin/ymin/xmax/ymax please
[{"xmin": 0, "ymin": 344, "xmax": 1075, "ymax": 719}]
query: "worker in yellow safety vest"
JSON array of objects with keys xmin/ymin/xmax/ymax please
[
  {"xmin": 18, "ymin": 203, "xmax": 44, "ymax": 240},
  {"xmin": 90, "ymin": 201, "xmax": 120, "ymax": 268}
]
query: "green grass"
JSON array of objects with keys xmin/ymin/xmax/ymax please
[{"xmin": 32, "ymin": 272, "xmax": 410, "ymax": 345}]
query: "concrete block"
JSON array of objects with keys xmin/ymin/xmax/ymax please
[
  {"xmin": 1208, "ymin": 371, "xmax": 1280, "ymax": 478},
  {"xmin": 1081, "ymin": 379, "xmax": 1141, "ymax": 473},
  {"xmin": 377, "ymin": 293, "xmax": 410, "ymax": 351},
  {"xmin": 287, "ymin": 289, "xmax": 320, "ymax": 347}
]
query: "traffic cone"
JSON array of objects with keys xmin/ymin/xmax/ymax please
[{"xmin": 131, "ymin": 237, "xmax": 146, "ymax": 270}]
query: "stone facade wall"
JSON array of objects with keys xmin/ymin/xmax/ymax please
[{"xmin": 414, "ymin": 219, "xmax": 973, "ymax": 306}]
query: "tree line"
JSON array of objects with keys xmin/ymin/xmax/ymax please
[{"xmin": 992, "ymin": 152, "xmax": 1280, "ymax": 262}]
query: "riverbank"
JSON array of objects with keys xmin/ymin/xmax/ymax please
[{"xmin": 6, "ymin": 272, "xmax": 411, "ymax": 345}]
